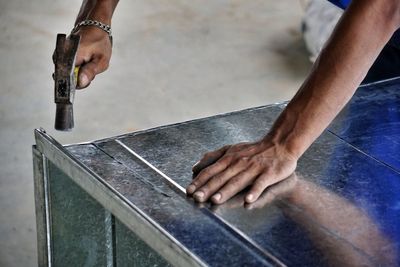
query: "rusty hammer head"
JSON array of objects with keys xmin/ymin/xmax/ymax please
[{"xmin": 53, "ymin": 33, "xmax": 80, "ymax": 131}]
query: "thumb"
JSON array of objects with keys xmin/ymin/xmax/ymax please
[{"xmin": 77, "ymin": 60, "xmax": 99, "ymax": 89}]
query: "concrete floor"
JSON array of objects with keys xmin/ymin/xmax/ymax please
[{"xmin": 0, "ymin": 1, "xmax": 311, "ymax": 266}]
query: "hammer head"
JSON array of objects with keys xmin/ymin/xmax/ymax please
[
  {"xmin": 55, "ymin": 103, "xmax": 74, "ymax": 131},
  {"xmin": 53, "ymin": 34, "xmax": 80, "ymax": 131}
]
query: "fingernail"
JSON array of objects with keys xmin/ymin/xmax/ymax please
[
  {"xmin": 187, "ymin": 185, "xmax": 196, "ymax": 194},
  {"xmin": 212, "ymin": 193, "xmax": 221, "ymax": 202},
  {"xmin": 246, "ymin": 194, "xmax": 254, "ymax": 203},
  {"xmin": 79, "ymin": 74, "xmax": 89, "ymax": 88},
  {"xmin": 194, "ymin": 191, "xmax": 204, "ymax": 201}
]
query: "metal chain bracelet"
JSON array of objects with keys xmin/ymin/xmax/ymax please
[{"xmin": 71, "ymin": 19, "xmax": 113, "ymax": 45}]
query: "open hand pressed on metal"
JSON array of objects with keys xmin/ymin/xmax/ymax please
[{"xmin": 187, "ymin": 139, "xmax": 298, "ymax": 204}]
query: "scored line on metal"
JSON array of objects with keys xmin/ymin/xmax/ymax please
[{"xmin": 115, "ymin": 139, "xmax": 187, "ymax": 194}]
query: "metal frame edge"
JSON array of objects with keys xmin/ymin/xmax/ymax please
[
  {"xmin": 32, "ymin": 146, "xmax": 52, "ymax": 267},
  {"xmin": 33, "ymin": 129, "xmax": 205, "ymax": 267}
]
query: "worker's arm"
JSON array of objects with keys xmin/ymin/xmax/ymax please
[
  {"xmin": 73, "ymin": 0, "xmax": 119, "ymax": 88},
  {"xmin": 187, "ymin": 0, "xmax": 400, "ymax": 204}
]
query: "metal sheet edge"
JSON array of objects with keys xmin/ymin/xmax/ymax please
[
  {"xmin": 33, "ymin": 128, "xmax": 206, "ymax": 267},
  {"xmin": 32, "ymin": 146, "xmax": 52, "ymax": 267}
]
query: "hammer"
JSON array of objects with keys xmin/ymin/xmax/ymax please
[{"xmin": 53, "ymin": 33, "xmax": 80, "ymax": 131}]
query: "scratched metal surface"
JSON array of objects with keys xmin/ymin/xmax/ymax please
[
  {"xmin": 65, "ymin": 78, "xmax": 400, "ymax": 266},
  {"xmin": 66, "ymin": 144, "xmax": 275, "ymax": 266},
  {"xmin": 114, "ymin": 217, "xmax": 172, "ymax": 267},
  {"xmin": 47, "ymin": 161, "xmax": 113, "ymax": 266}
]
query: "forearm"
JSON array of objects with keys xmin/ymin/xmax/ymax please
[
  {"xmin": 268, "ymin": 0, "xmax": 400, "ymax": 158},
  {"xmin": 75, "ymin": 0, "xmax": 119, "ymax": 25}
]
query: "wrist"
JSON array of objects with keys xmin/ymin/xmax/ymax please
[
  {"xmin": 75, "ymin": 0, "xmax": 118, "ymax": 26},
  {"xmin": 264, "ymin": 108, "xmax": 308, "ymax": 160},
  {"xmin": 87, "ymin": 4, "xmax": 112, "ymax": 25},
  {"xmin": 72, "ymin": 20, "xmax": 112, "ymax": 39}
]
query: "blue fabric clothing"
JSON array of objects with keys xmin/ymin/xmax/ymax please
[
  {"xmin": 326, "ymin": 0, "xmax": 400, "ymax": 82},
  {"xmin": 328, "ymin": 0, "xmax": 350, "ymax": 9}
]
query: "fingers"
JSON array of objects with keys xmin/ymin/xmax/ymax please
[
  {"xmin": 210, "ymin": 193, "xmax": 245, "ymax": 212},
  {"xmin": 246, "ymin": 174, "xmax": 298, "ymax": 210},
  {"xmin": 77, "ymin": 60, "xmax": 97, "ymax": 88},
  {"xmin": 190, "ymin": 164, "xmax": 295, "ymax": 204},
  {"xmin": 188, "ymin": 140, "xmax": 298, "ymax": 205},
  {"xmin": 245, "ymin": 172, "xmax": 287, "ymax": 204},
  {"xmin": 186, "ymin": 157, "xmax": 230, "ymax": 195},
  {"xmin": 192, "ymin": 146, "xmax": 229, "ymax": 176},
  {"xmin": 265, "ymin": 173, "xmax": 298, "ymax": 197},
  {"xmin": 191, "ymin": 160, "xmax": 246, "ymax": 201},
  {"xmin": 245, "ymin": 191, "xmax": 276, "ymax": 210},
  {"xmin": 73, "ymin": 27, "xmax": 112, "ymax": 89},
  {"xmin": 210, "ymin": 166, "xmax": 260, "ymax": 204},
  {"xmin": 77, "ymin": 57, "xmax": 109, "ymax": 88}
]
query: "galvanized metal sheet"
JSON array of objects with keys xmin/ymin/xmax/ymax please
[
  {"xmin": 328, "ymin": 78, "xmax": 400, "ymax": 172},
  {"xmin": 96, "ymin": 102, "xmax": 400, "ymax": 266},
  {"xmin": 35, "ymin": 78, "xmax": 400, "ymax": 266}
]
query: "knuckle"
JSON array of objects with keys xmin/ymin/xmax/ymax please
[
  {"xmin": 238, "ymin": 157, "xmax": 247, "ymax": 164},
  {"xmin": 265, "ymin": 168, "xmax": 275, "ymax": 176},
  {"xmin": 77, "ymin": 52, "xmax": 91, "ymax": 62},
  {"xmin": 253, "ymin": 178, "xmax": 267, "ymax": 189},
  {"xmin": 192, "ymin": 176, "xmax": 208, "ymax": 188},
  {"xmin": 260, "ymin": 166, "xmax": 273, "ymax": 176},
  {"xmin": 236, "ymin": 157, "xmax": 249, "ymax": 165},
  {"xmin": 93, "ymin": 64, "xmax": 102, "ymax": 74},
  {"xmin": 193, "ymin": 174, "xmax": 205, "ymax": 184},
  {"xmin": 212, "ymin": 174, "xmax": 224, "ymax": 184},
  {"xmin": 221, "ymin": 145, "xmax": 231, "ymax": 151},
  {"xmin": 235, "ymin": 142, "xmax": 246, "ymax": 147},
  {"xmin": 230, "ymin": 175, "xmax": 243, "ymax": 186},
  {"xmin": 219, "ymin": 155, "xmax": 233, "ymax": 165},
  {"xmin": 102, "ymin": 61, "xmax": 109, "ymax": 71},
  {"xmin": 248, "ymin": 160, "xmax": 260, "ymax": 170},
  {"xmin": 203, "ymin": 152, "xmax": 212, "ymax": 158},
  {"xmin": 85, "ymin": 66, "xmax": 98, "ymax": 78},
  {"xmin": 229, "ymin": 145, "xmax": 241, "ymax": 152},
  {"xmin": 223, "ymin": 153, "xmax": 234, "ymax": 160},
  {"xmin": 247, "ymin": 165, "xmax": 259, "ymax": 175},
  {"xmin": 215, "ymin": 158, "xmax": 226, "ymax": 166},
  {"xmin": 208, "ymin": 161, "xmax": 219, "ymax": 169},
  {"xmin": 199, "ymin": 185, "xmax": 210, "ymax": 194},
  {"xmin": 250, "ymin": 155, "xmax": 263, "ymax": 165},
  {"xmin": 200, "ymin": 168, "xmax": 212, "ymax": 177},
  {"xmin": 192, "ymin": 175, "xmax": 206, "ymax": 186}
]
